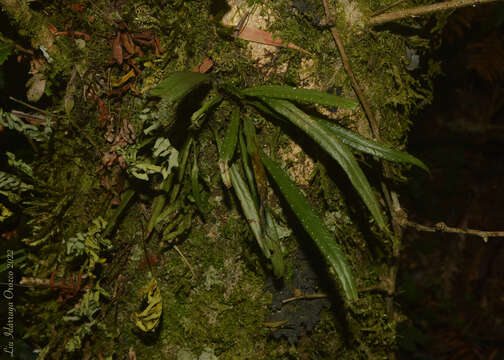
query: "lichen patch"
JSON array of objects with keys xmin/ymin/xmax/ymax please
[{"xmin": 278, "ymin": 141, "xmax": 315, "ymax": 186}]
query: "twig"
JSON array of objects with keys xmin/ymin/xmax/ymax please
[
  {"xmin": 0, "ymin": 33, "xmax": 34, "ymax": 55},
  {"xmin": 234, "ymin": 11, "xmax": 251, "ymax": 38},
  {"xmin": 359, "ymin": 282, "xmax": 394, "ymax": 295},
  {"xmin": 11, "ymin": 110, "xmax": 49, "ymax": 125},
  {"xmin": 322, "ymin": 0, "xmax": 404, "ymax": 306},
  {"xmin": 9, "ymin": 97, "xmax": 58, "ymax": 118},
  {"xmin": 321, "ymin": 0, "xmax": 380, "ymax": 139},
  {"xmin": 282, "ymin": 293, "xmax": 328, "ymax": 304},
  {"xmin": 403, "ymin": 220, "xmax": 504, "ymax": 242},
  {"xmin": 321, "ymin": 1, "xmax": 403, "ymax": 238},
  {"xmin": 173, "ymin": 245, "xmax": 195, "ymax": 278},
  {"xmin": 370, "ymin": 0, "xmax": 500, "ymax": 26},
  {"xmin": 370, "ymin": 0, "xmax": 407, "ymax": 17}
]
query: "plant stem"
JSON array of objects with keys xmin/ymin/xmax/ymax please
[
  {"xmin": 9, "ymin": 97, "xmax": 57, "ymax": 118},
  {"xmin": 0, "ymin": 33, "xmax": 34, "ymax": 55},
  {"xmin": 403, "ymin": 220, "xmax": 504, "ymax": 242},
  {"xmin": 370, "ymin": 0, "xmax": 499, "ymax": 26},
  {"xmin": 321, "ymin": 0, "xmax": 380, "ymax": 139},
  {"xmin": 322, "ymin": 0, "xmax": 405, "ymax": 306},
  {"xmin": 370, "ymin": 0, "xmax": 407, "ymax": 17}
]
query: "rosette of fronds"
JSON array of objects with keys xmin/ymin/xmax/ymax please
[{"xmin": 149, "ymin": 72, "xmax": 428, "ymax": 300}]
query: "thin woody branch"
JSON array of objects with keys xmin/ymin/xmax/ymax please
[
  {"xmin": 370, "ymin": 0, "xmax": 500, "ymax": 26},
  {"xmin": 322, "ymin": 0, "xmax": 404, "ymax": 306},
  {"xmin": 0, "ymin": 33, "xmax": 34, "ymax": 55},
  {"xmin": 321, "ymin": 0, "xmax": 380, "ymax": 139},
  {"xmin": 370, "ymin": 0, "xmax": 407, "ymax": 17},
  {"xmin": 403, "ymin": 220, "xmax": 504, "ymax": 242}
]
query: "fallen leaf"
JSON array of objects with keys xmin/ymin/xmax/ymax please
[
  {"xmin": 134, "ymin": 45, "xmax": 143, "ymax": 57},
  {"xmin": 47, "ymin": 23, "xmax": 58, "ymax": 35},
  {"xmin": 111, "ymin": 69, "xmax": 135, "ymax": 87},
  {"xmin": 112, "ymin": 33, "xmax": 123, "ymax": 64},
  {"xmin": 237, "ymin": 26, "xmax": 313, "ymax": 55},
  {"xmin": 71, "ymin": 3, "xmax": 86, "ymax": 12},
  {"xmin": 192, "ymin": 57, "xmax": 214, "ymax": 74},
  {"xmin": 128, "ymin": 59, "xmax": 141, "ymax": 75},
  {"xmin": 96, "ymin": 96, "xmax": 108, "ymax": 127},
  {"xmin": 128, "ymin": 348, "xmax": 136, "ymax": 360},
  {"xmin": 26, "ymin": 73, "xmax": 47, "ymax": 102},
  {"xmin": 121, "ymin": 33, "xmax": 135, "ymax": 55},
  {"xmin": 135, "ymin": 278, "xmax": 162, "ymax": 332},
  {"xmin": 153, "ymin": 35, "xmax": 163, "ymax": 54},
  {"xmin": 133, "ymin": 31, "xmax": 152, "ymax": 40}
]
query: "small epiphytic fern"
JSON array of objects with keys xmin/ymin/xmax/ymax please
[{"xmin": 150, "ymin": 72, "xmax": 428, "ymax": 300}]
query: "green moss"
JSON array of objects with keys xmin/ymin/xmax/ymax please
[{"xmin": 6, "ymin": 0, "xmax": 443, "ymax": 357}]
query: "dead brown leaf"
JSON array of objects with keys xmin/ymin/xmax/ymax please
[
  {"xmin": 134, "ymin": 45, "xmax": 144, "ymax": 57},
  {"xmin": 237, "ymin": 26, "xmax": 313, "ymax": 55},
  {"xmin": 153, "ymin": 35, "xmax": 163, "ymax": 54},
  {"xmin": 71, "ymin": 3, "xmax": 86, "ymax": 12},
  {"xmin": 112, "ymin": 33, "xmax": 123, "ymax": 64},
  {"xmin": 47, "ymin": 23, "xmax": 58, "ymax": 35},
  {"xmin": 121, "ymin": 33, "xmax": 135, "ymax": 55},
  {"xmin": 128, "ymin": 347, "xmax": 136, "ymax": 360},
  {"xmin": 193, "ymin": 57, "xmax": 214, "ymax": 74},
  {"xmin": 96, "ymin": 96, "xmax": 108, "ymax": 127}
]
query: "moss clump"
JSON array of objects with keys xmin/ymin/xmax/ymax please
[{"xmin": 4, "ymin": 0, "xmax": 443, "ymax": 357}]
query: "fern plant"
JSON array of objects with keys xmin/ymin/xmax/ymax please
[{"xmin": 148, "ymin": 72, "xmax": 428, "ymax": 301}]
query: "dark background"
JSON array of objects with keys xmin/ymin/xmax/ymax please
[{"xmin": 398, "ymin": 3, "xmax": 504, "ymax": 359}]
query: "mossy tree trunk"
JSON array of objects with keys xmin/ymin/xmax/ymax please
[{"xmin": 0, "ymin": 0, "xmax": 457, "ymax": 358}]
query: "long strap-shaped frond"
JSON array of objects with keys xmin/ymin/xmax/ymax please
[
  {"xmin": 261, "ymin": 151, "xmax": 357, "ymax": 300},
  {"xmin": 315, "ymin": 116, "xmax": 429, "ymax": 172},
  {"xmin": 241, "ymin": 85, "xmax": 358, "ymax": 109},
  {"xmin": 262, "ymin": 98, "xmax": 386, "ymax": 230}
]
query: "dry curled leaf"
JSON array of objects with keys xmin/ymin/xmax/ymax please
[
  {"xmin": 95, "ymin": 96, "xmax": 108, "ymax": 127},
  {"xmin": 135, "ymin": 278, "xmax": 162, "ymax": 332},
  {"xmin": 120, "ymin": 33, "xmax": 135, "ymax": 55},
  {"xmin": 237, "ymin": 26, "xmax": 313, "ymax": 55},
  {"xmin": 71, "ymin": 3, "xmax": 86, "ymax": 12},
  {"xmin": 192, "ymin": 57, "xmax": 214, "ymax": 74},
  {"xmin": 112, "ymin": 33, "xmax": 123, "ymax": 64},
  {"xmin": 153, "ymin": 35, "xmax": 163, "ymax": 53},
  {"xmin": 47, "ymin": 23, "xmax": 58, "ymax": 35},
  {"xmin": 134, "ymin": 45, "xmax": 143, "ymax": 57},
  {"xmin": 128, "ymin": 348, "xmax": 136, "ymax": 360}
]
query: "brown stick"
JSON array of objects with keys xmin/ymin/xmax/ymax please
[
  {"xmin": 370, "ymin": 0, "xmax": 500, "ymax": 26},
  {"xmin": 321, "ymin": 0, "xmax": 380, "ymax": 139},
  {"xmin": 0, "ymin": 33, "xmax": 34, "ymax": 55},
  {"xmin": 370, "ymin": 0, "xmax": 407, "ymax": 17},
  {"xmin": 403, "ymin": 220, "xmax": 504, "ymax": 242},
  {"xmin": 9, "ymin": 97, "xmax": 57, "ymax": 118},
  {"xmin": 282, "ymin": 293, "xmax": 328, "ymax": 304},
  {"xmin": 322, "ymin": 1, "xmax": 405, "ymax": 307}
]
